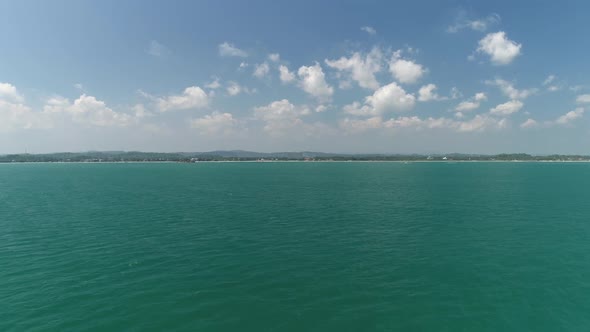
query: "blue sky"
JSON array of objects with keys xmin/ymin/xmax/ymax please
[{"xmin": 1, "ymin": 0, "xmax": 590, "ymax": 154}]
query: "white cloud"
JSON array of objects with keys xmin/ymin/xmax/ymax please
[
  {"xmin": 543, "ymin": 75, "xmax": 556, "ymax": 86},
  {"xmin": 384, "ymin": 116, "xmax": 433, "ymax": 129},
  {"xmin": 455, "ymin": 101, "xmax": 480, "ymax": 112},
  {"xmin": 297, "ymin": 63, "xmax": 334, "ymax": 101},
  {"xmin": 225, "ymin": 81, "xmax": 254, "ymax": 96},
  {"xmin": 418, "ymin": 84, "xmax": 446, "ymax": 102},
  {"xmin": 268, "ymin": 53, "xmax": 280, "ymax": 62},
  {"xmin": 205, "ymin": 77, "xmax": 221, "ymax": 89},
  {"xmin": 218, "ymin": 42, "xmax": 248, "ymax": 57},
  {"xmin": 556, "ymin": 108, "xmax": 584, "ymax": 125},
  {"xmin": 340, "ymin": 116, "xmax": 384, "ymax": 133},
  {"xmin": 344, "ymin": 82, "xmax": 415, "ymax": 116},
  {"xmin": 486, "ymin": 78, "xmax": 536, "ymax": 99},
  {"xmin": 74, "ymin": 83, "xmax": 84, "ymax": 91},
  {"xmin": 454, "ymin": 92, "xmax": 487, "ymax": 112},
  {"xmin": 279, "ymin": 65, "xmax": 296, "ymax": 83},
  {"xmin": 147, "ymin": 40, "xmax": 170, "ymax": 57},
  {"xmin": 325, "ymin": 47, "xmax": 382, "ymax": 90},
  {"xmin": 520, "ymin": 118, "xmax": 538, "ymax": 129},
  {"xmin": 389, "ymin": 53, "xmax": 426, "ymax": 84},
  {"xmin": 239, "ymin": 62, "xmax": 249, "ymax": 69},
  {"xmin": 71, "ymin": 95, "xmax": 132, "ymax": 126},
  {"xmin": 0, "ymin": 92, "xmax": 49, "ymax": 131},
  {"xmin": 447, "ymin": 13, "xmax": 501, "ymax": 33},
  {"xmin": 490, "ymin": 100, "xmax": 523, "ymax": 115},
  {"xmin": 477, "ymin": 31, "xmax": 522, "ymax": 65},
  {"xmin": 360, "ymin": 26, "xmax": 377, "ymax": 35},
  {"xmin": 475, "ymin": 92, "xmax": 487, "ymax": 101},
  {"xmin": 253, "ymin": 62, "xmax": 270, "ymax": 79},
  {"xmin": 542, "ymin": 75, "xmax": 562, "ymax": 92},
  {"xmin": 366, "ymin": 82, "xmax": 416, "ymax": 113},
  {"xmin": 340, "ymin": 114, "xmax": 506, "ymax": 133},
  {"xmin": 315, "ymin": 105, "xmax": 329, "ymax": 113},
  {"xmin": 42, "ymin": 96, "xmax": 70, "ymax": 113},
  {"xmin": 576, "ymin": 94, "xmax": 590, "ymax": 104},
  {"xmin": 0, "ymin": 82, "xmax": 24, "ymax": 102},
  {"xmin": 254, "ymin": 99, "xmax": 310, "ymax": 134},
  {"xmin": 226, "ymin": 81, "xmax": 242, "ymax": 96},
  {"xmin": 190, "ymin": 112, "xmax": 237, "ymax": 135},
  {"xmin": 151, "ymin": 86, "xmax": 209, "ymax": 112},
  {"xmin": 457, "ymin": 114, "xmax": 507, "ymax": 132},
  {"xmin": 44, "ymin": 94, "xmax": 132, "ymax": 127}
]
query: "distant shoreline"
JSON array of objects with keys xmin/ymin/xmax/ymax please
[
  {"xmin": 2, "ymin": 151, "xmax": 590, "ymax": 163},
  {"xmin": 3, "ymin": 160, "xmax": 590, "ymax": 164}
]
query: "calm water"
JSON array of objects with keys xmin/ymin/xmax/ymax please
[{"xmin": 2, "ymin": 162, "xmax": 590, "ymax": 331}]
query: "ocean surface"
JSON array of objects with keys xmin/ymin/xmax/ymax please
[{"xmin": 2, "ymin": 162, "xmax": 590, "ymax": 331}]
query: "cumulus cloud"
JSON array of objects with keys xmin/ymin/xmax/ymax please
[
  {"xmin": 457, "ymin": 114, "xmax": 507, "ymax": 132},
  {"xmin": 205, "ymin": 77, "xmax": 221, "ymax": 89},
  {"xmin": 454, "ymin": 92, "xmax": 487, "ymax": 112},
  {"xmin": 218, "ymin": 42, "xmax": 248, "ymax": 57},
  {"xmin": 226, "ymin": 81, "xmax": 254, "ymax": 96},
  {"xmin": 520, "ymin": 118, "xmax": 538, "ymax": 129},
  {"xmin": 268, "ymin": 53, "xmax": 280, "ymax": 62},
  {"xmin": 344, "ymin": 82, "xmax": 415, "ymax": 116},
  {"xmin": 365, "ymin": 82, "xmax": 416, "ymax": 113},
  {"xmin": 297, "ymin": 63, "xmax": 334, "ymax": 101},
  {"xmin": 190, "ymin": 112, "xmax": 237, "ymax": 135},
  {"xmin": 418, "ymin": 84, "xmax": 447, "ymax": 102},
  {"xmin": 490, "ymin": 100, "xmax": 523, "ymax": 115},
  {"xmin": 145, "ymin": 86, "xmax": 209, "ymax": 112},
  {"xmin": 455, "ymin": 101, "xmax": 479, "ymax": 112},
  {"xmin": 486, "ymin": 78, "xmax": 536, "ymax": 99},
  {"xmin": 226, "ymin": 81, "xmax": 242, "ymax": 96},
  {"xmin": 474, "ymin": 92, "xmax": 487, "ymax": 101},
  {"xmin": 340, "ymin": 114, "xmax": 506, "ymax": 133},
  {"xmin": 43, "ymin": 94, "xmax": 132, "ymax": 127},
  {"xmin": 253, "ymin": 62, "xmax": 270, "ymax": 79},
  {"xmin": 360, "ymin": 26, "xmax": 377, "ymax": 35},
  {"xmin": 315, "ymin": 105, "xmax": 329, "ymax": 113},
  {"xmin": 556, "ymin": 108, "xmax": 584, "ymax": 125},
  {"xmin": 325, "ymin": 47, "xmax": 382, "ymax": 90},
  {"xmin": 476, "ymin": 31, "xmax": 522, "ymax": 65},
  {"xmin": 389, "ymin": 52, "xmax": 426, "ymax": 84},
  {"xmin": 147, "ymin": 40, "xmax": 170, "ymax": 57},
  {"xmin": 0, "ymin": 86, "xmax": 48, "ymax": 131},
  {"xmin": 279, "ymin": 65, "xmax": 296, "ymax": 83},
  {"xmin": 254, "ymin": 99, "xmax": 310, "ymax": 134},
  {"xmin": 576, "ymin": 94, "xmax": 590, "ymax": 104},
  {"xmin": 0, "ymin": 82, "xmax": 24, "ymax": 102},
  {"xmin": 447, "ymin": 13, "xmax": 501, "ymax": 33}
]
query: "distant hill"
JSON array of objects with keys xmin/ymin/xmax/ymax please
[{"xmin": 1, "ymin": 151, "xmax": 590, "ymax": 162}]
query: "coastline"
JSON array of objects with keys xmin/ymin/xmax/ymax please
[{"xmin": 3, "ymin": 160, "xmax": 590, "ymax": 164}]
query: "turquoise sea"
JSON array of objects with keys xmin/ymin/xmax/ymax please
[{"xmin": 2, "ymin": 162, "xmax": 590, "ymax": 331}]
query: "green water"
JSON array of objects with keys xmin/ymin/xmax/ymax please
[{"xmin": 2, "ymin": 162, "xmax": 590, "ymax": 331}]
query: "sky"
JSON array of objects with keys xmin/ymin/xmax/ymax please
[{"xmin": 1, "ymin": 0, "xmax": 590, "ymax": 154}]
